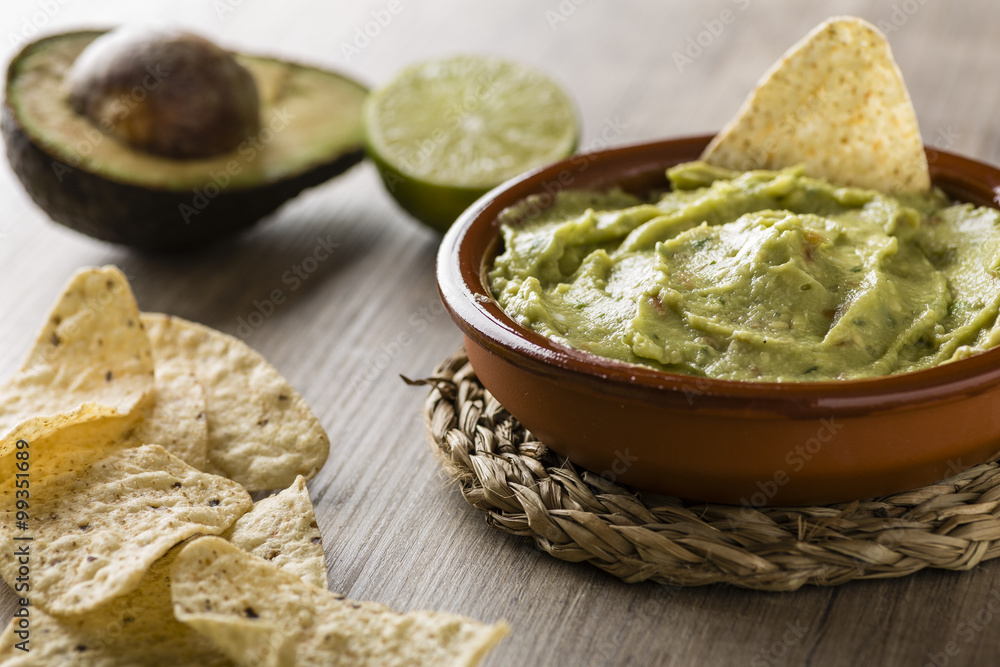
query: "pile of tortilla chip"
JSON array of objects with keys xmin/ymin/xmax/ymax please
[{"xmin": 0, "ymin": 266, "xmax": 507, "ymax": 665}]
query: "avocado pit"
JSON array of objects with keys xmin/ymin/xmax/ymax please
[{"xmin": 67, "ymin": 27, "xmax": 261, "ymax": 160}]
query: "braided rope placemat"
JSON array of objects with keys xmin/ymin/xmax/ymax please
[{"xmin": 416, "ymin": 348, "xmax": 1000, "ymax": 591}]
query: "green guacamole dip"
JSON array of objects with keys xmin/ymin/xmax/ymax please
[{"xmin": 489, "ymin": 161, "xmax": 1000, "ymax": 382}]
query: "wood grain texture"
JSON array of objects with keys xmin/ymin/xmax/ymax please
[{"xmin": 1, "ymin": 1, "xmax": 999, "ymax": 665}]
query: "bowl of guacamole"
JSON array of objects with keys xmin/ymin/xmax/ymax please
[
  {"xmin": 436, "ymin": 136, "xmax": 1000, "ymax": 505},
  {"xmin": 489, "ymin": 160, "xmax": 1000, "ymax": 383}
]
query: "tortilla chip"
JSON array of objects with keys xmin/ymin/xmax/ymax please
[
  {"xmin": 172, "ymin": 537, "xmax": 509, "ymax": 667},
  {"xmin": 133, "ymin": 365, "xmax": 209, "ymax": 471},
  {"xmin": 701, "ymin": 16, "xmax": 930, "ymax": 192},
  {"xmin": 0, "ymin": 546, "xmax": 233, "ymax": 667},
  {"xmin": 0, "ymin": 266, "xmax": 154, "ymax": 460},
  {"xmin": 0, "ymin": 482, "xmax": 331, "ymax": 666},
  {"xmin": 0, "ymin": 408, "xmax": 138, "ymax": 486},
  {"xmin": 140, "ymin": 313, "xmax": 330, "ymax": 492},
  {"xmin": 224, "ymin": 475, "xmax": 327, "ymax": 589},
  {"xmin": 160, "ymin": 615, "xmax": 291, "ymax": 667},
  {"xmin": 0, "ymin": 445, "xmax": 252, "ymax": 615}
]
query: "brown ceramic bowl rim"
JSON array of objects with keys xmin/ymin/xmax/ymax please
[{"xmin": 437, "ymin": 134, "xmax": 1000, "ymax": 418}]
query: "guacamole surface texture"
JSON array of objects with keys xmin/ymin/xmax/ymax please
[{"xmin": 489, "ymin": 161, "xmax": 1000, "ymax": 382}]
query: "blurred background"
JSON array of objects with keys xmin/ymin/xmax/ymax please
[{"xmin": 3, "ymin": 0, "xmax": 998, "ymax": 170}]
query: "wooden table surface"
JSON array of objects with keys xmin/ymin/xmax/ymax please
[{"xmin": 2, "ymin": 1, "xmax": 1000, "ymax": 665}]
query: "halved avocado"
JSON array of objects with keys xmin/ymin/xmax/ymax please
[{"xmin": 3, "ymin": 30, "xmax": 368, "ymax": 251}]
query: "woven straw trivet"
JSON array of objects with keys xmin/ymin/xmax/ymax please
[{"xmin": 415, "ymin": 348, "xmax": 1000, "ymax": 591}]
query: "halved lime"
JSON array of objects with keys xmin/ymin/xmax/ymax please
[{"xmin": 363, "ymin": 55, "xmax": 579, "ymax": 232}]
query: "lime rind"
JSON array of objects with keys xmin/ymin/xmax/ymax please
[{"xmin": 367, "ymin": 149, "xmax": 491, "ymax": 232}]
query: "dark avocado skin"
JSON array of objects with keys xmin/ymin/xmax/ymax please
[{"xmin": 2, "ymin": 103, "xmax": 365, "ymax": 252}]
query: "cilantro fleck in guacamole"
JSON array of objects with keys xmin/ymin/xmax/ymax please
[{"xmin": 488, "ymin": 161, "xmax": 1000, "ymax": 382}]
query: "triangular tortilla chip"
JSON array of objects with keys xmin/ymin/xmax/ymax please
[
  {"xmin": 0, "ymin": 444, "xmax": 252, "ymax": 615},
  {"xmin": 0, "ymin": 407, "xmax": 141, "ymax": 486},
  {"xmin": 0, "ymin": 266, "xmax": 154, "ymax": 463},
  {"xmin": 224, "ymin": 475, "xmax": 327, "ymax": 589},
  {"xmin": 162, "ymin": 615, "xmax": 291, "ymax": 667},
  {"xmin": 172, "ymin": 537, "xmax": 508, "ymax": 667},
  {"xmin": 0, "ymin": 546, "xmax": 233, "ymax": 666},
  {"xmin": 702, "ymin": 16, "xmax": 929, "ymax": 192},
  {"xmin": 140, "ymin": 313, "xmax": 330, "ymax": 491}
]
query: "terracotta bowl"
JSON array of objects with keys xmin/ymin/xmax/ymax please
[{"xmin": 436, "ymin": 135, "xmax": 1000, "ymax": 506}]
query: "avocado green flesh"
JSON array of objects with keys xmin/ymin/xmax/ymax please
[
  {"xmin": 6, "ymin": 31, "xmax": 367, "ymax": 191},
  {"xmin": 489, "ymin": 161, "xmax": 1000, "ymax": 382}
]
